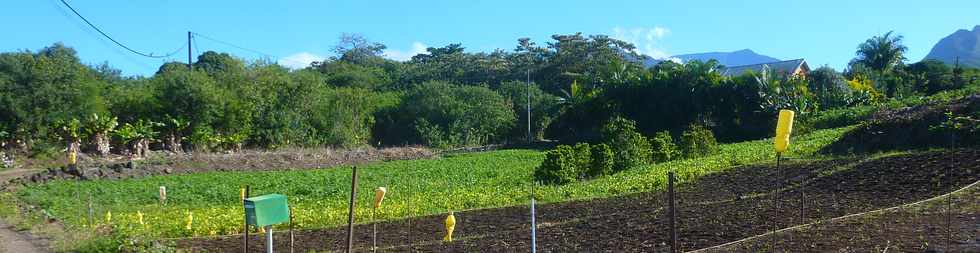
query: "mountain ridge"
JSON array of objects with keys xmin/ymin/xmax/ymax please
[
  {"xmin": 641, "ymin": 49, "xmax": 781, "ymax": 68},
  {"xmin": 923, "ymin": 25, "xmax": 980, "ymax": 67}
]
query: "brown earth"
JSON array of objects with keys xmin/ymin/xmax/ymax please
[
  {"xmin": 822, "ymin": 94, "xmax": 980, "ymax": 154},
  {"xmin": 4, "ymin": 147, "xmax": 432, "ymax": 187},
  {"xmin": 175, "ymin": 150, "xmax": 980, "ymax": 252}
]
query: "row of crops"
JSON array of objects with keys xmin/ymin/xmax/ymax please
[{"xmin": 17, "ymin": 127, "xmax": 851, "ymax": 239}]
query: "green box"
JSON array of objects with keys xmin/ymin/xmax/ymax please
[{"xmin": 244, "ymin": 194, "xmax": 290, "ymax": 227}]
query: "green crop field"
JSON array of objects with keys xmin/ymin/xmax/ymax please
[{"xmin": 17, "ymin": 126, "xmax": 851, "ymax": 239}]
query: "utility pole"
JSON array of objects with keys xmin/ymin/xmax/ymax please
[
  {"xmin": 187, "ymin": 31, "xmax": 193, "ymax": 71},
  {"xmin": 526, "ymin": 69, "xmax": 532, "ymax": 143}
]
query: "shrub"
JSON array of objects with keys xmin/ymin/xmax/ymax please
[
  {"xmin": 572, "ymin": 143, "xmax": 592, "ymax": 176},
  {"xmin": 588, "ymin": 143, "xmax": 614, "ymax": 177},
  {"xmin": 383, "ymin": 81, "xmax": 516, "ymax": 148},
  {"xmin": 533, "ymin": 145, "xmax": 579, "ymax": 184},
  {"xmin": 601, "ymin": 117, "xmax": 652, "ymax": 171},
  {"xmin": 680, "ymin": 124, "xmax": 719, "ymax": 158},
  {"xmin": 650, "ymin": 131, "xmax": 680, "ymax": 163}
]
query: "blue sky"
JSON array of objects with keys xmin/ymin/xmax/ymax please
[{"xmin": 2, "ymin": 0, "xmax": 977, "ymax": 76}]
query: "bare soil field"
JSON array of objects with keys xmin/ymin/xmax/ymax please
[
  {"xmin": 8, "ymin": 147, "xmax": 432, "ymax": 186},
  {"xmin": 176, "ymin": 149, "xmax": 980, "ymax": 252}
]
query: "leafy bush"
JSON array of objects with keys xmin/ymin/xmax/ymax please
[
  {"xmin": 496, "ymin": 81, "xmax": 560, "ymax": 142},
  {"xmin": 534, "ymin": 145, "xmax": 579, "ymax": 184},
  {"xmin": 601, "ymin": 117, "xmax": 652, "ymax": 171},
  {"xmin": 381, "ymin": 81, "xmax": 515, "ymax": 148},
  {"xmin": 680, "ymin": 124, "xmax": 719, "ymax": 158},
  {"xmin": 650, "ymin": 131, "xmax": 679, "ymax": 163},
  {"xmin": 573, "ymin": 143, "xmax": 592, "ymax": 177},
  {"xmin": 588, "ymin": 143, "xmax": 614, "ymax": 177}
]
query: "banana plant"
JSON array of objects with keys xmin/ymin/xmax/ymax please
[
  {"xmin": 116, "ymin": 119, "xmax": 161, "ymax": 159},
  {"xmin": 83, "ymin": 113, "xmax": 118, "ymax": 156},
  {"xmin": 55, "ymin": 118, "xmax": 84, "ymax": 156},
  {"xmin": 163, "ymin": 115, "xmax": 190, "ymax": 153}
]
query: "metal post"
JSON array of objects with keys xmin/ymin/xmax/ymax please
[
  {"xmin": 265, "ymin": 225, "xmax": 273, "ymax": 253},
  {"xmin": 244, "ymin": 185, "xmax": 250, "ymax": 253},
  {"xmin": 531, "ymin": 197, "xmax": 537, "ymax": 253},
  {"xmin": 526, "ymin": 69, "xmax": 532, "ymax": 143},
  {"xmin": 668, "ymin": 171, "xmax": 678, "ymax": 253},
  {"xmin": 187, "ymin": 31, "xmax": 193, "ymax": 71},
  {"xmin": 346, "ymin": 167, "xmax": 359, "ymax": 253}
]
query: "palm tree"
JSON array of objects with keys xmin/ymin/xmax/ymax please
[{"xmin": 851, "ymin": 31, "xmax": 908, "ymax": 74}]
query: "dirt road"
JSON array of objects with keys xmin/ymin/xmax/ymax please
[{"xmin": 0, "ymin": 168, "xmax": 46, "ymax": 253}]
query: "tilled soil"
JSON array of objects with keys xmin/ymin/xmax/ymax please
[
  {"xmin": 715, "ymin": 183, "xmax": 980, "ymax": 252},
  {"xmin": 11, "ymin": 147, "xmax": 433, "ymax": 186},
  {"xmin": 176, "ymin": 150, "xmax": 980, "ymax": 252}
]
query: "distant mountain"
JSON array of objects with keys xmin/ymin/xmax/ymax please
[
  {"xmin": 923, "ymin": 25, "xmax": 980, "ymax": 68},
  {"xmin": 640, "ymin": 49, "xmax": 780, "ymax": 68}
]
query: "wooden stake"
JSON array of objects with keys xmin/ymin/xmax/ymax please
[
  {"xmin": 243, "ymin": 185, "xmax": 250, "ymax": 253},
  {"xmin": 346, "ymin": 167, "xmax": 359, "ymax": 253},
  {"xmin": 668, "ymin": 171, "xmax": 678, "ymax": 253}
]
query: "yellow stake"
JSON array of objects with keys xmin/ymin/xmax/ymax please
[
  {"xmin": 444, "ymin": 211, "xmax": 456, "ymax": 242},
  {"xmin": 774, "ymin": 109, "xmax": 795, "ymax": 153},
  {"xmin": 373, "ymin": 187, "xmax": 387, "ymax": 209},
  {"xmin": 105, "ymin": 211, "xmax": 111, "ymax": 224},
  {"xmin": 137, "ymin": 211, "xmax": 145, "ymax": 228},
  {"xmin": 185, "ymin": 211, "xmax": 193, "ymax": 231}
]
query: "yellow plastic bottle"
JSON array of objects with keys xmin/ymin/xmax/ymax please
[
  {"xmin": 774, "ymin": 109, "xmax": 795, "ymax": 153},
  {"xmin": 444, "ymin": 211, "xmax": 456, "ymax": 242}
]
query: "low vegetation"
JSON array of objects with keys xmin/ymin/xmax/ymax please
[{"xmin": 17, "ymin": 126, "xmax": 849, "ymax": 241}]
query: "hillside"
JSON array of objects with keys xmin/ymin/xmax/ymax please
[
  {"xmin": 642, "ymin": 49, "xmax": 780, "ymax": 67},
  {"xmin": 924, "ymin": 25, "xmax": 980, "ymax": 67}
]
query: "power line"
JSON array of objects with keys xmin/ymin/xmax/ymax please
[
  {"xmin": 191, "ymin": 32, "xmax": 317, "ymax": 67},
  {"xmin": 191, "ymin": 32, "xmax": 277, "ymax": 59},
  {"xmin": 58, "ymin": 0, "xmax": 185, "ymax": 59}
]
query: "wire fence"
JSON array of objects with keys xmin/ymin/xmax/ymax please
[{"xmin": 57, "ymin": 150, "xmax": 979, "ymax": 252}]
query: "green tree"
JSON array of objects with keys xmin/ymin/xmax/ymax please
[
  {"xmin": 495, "ymin": 81, "xmax": 559, "ymax": 142},
  {"xmin": 383, "ymin": 81, "xmax": 515, "ymax": 148},
  {"xmin": 600, "ymin": 117, "xmax": 651, "ymax": 171},
  {"xmin": 851, "ymin": 31, "xmax": 908, "ymax": 75}
]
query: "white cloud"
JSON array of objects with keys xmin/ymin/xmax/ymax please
[
  {"xmin": 278, "ymin": 52, "xmax": 324, "ymax": 69},
  {"xmin": 612, "ymin": 26, "xmax": 679, "ymax": 62},
  {"xmin": 384, "ymin": 42, "xmax": 428, "ymax": 61}
]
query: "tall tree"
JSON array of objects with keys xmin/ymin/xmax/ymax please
[{"xmin": 851, "ymin": 31, "xmax": 908, "ymax": 74}]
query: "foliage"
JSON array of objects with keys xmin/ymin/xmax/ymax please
[
  {"xmin": 588, "ymin": 143, "xmax": 614, "ymax": 177},
  {"xmin": 650, "ymin": 131, "xmax": 680, "ymax": 163},
  {"xmin": 600, "ymin": 117, "xmax": 652, "ymax": 171},
  {"xmin": 381, "ymin": 81, "xmax": 515, "ymax": 148},
  {"xmin": 116, "ymin": 120, "xmax": 160, "ymax": 145},
  {"xmin": 846, "ymin": 75, "xmax": 885, "ymax": 106},
  {"xmin": 850, "ymin": 31, "xmax": 908, "ymax": 75},
  {"xmin": 534, "ymin": 145, "xmax": 579, "ymax": 184},
  {"xmin": 0, "ymin": 44, "xmax": 108, "ymax": 147},
  {"xmin": 680, "ymin": 124, "xmax": 719, "ymax": 159},
  {"xmin": 495, "ymin": 81, "xmax": 560, "ymax": 142},
  {"xmin": 808, "ymin": 66, "xmax": 860, "ymax": 109},
  {"xmin": 572, "ymin": 143, "xmax": 593, "ymax": 176},
  {"xmin": 18, "ymin": 126, "xmax": 850, "ymax": 240}
]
